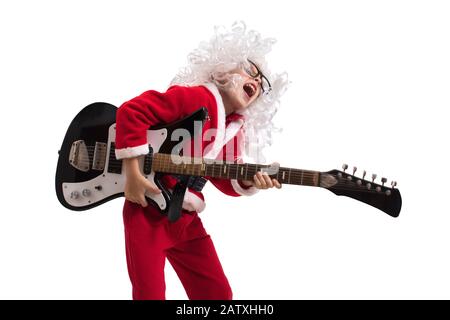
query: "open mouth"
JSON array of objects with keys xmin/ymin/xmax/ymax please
[{"xmin": 243, "ymin": 83, "xmax": 257, "ymax": 98}]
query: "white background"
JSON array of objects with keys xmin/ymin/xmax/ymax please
[{"xmin": 1, "ymin": 0, "xmax": 449, "ymax": 299}]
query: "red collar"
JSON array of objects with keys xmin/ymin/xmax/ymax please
[{"xmin": 225, "ymin": 113, "xmax": 244, "ymax": 125}]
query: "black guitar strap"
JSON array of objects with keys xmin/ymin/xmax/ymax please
[
  {"xmin": 154, "ymin": 106, "xmax": 209, "ymax": 222},
  {"xmin": 166, "ymin": 176, "xmax": 189, "ymax": 222},
  {"xmin": 167, "ymin": 176, "xmax": 207, "ymax": 222}
]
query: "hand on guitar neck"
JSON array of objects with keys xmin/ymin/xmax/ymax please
[
  {"xmin": 241, "ymin": 165, "xmax": 282, "ymax": 190},
  {"xmin": 124, "ymin": 157, "xmax": 161, "ymax": 207}
]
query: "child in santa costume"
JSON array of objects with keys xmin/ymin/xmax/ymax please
[{"xmin": 114, "ymin": 22, "xmax": 288, "ymax": 300}]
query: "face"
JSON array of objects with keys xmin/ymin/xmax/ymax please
[{"xmin": 216, "ymin": 60, "xmax": 267, "ymax": 114}]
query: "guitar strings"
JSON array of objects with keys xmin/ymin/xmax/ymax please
[
  {"xmin": 150, "ymin": 158, "xmax": 394, "ymax": 194},
  {"xmin": 79, "ymin": 146, "xmax": 320, "ymax": 178},
  {"xmin": 71, "ymin": 148, "xmax": 394, "ymax": 193},
  {"xmin": 77, "ymin": 154, "xmax": 376, "ymax": 182},
  {"xmin": 80, "ymin": 156, "xmax": 370, "ymax": 182}
]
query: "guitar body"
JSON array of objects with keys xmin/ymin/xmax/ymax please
[{"xmin": 55, "ymin": 102, "xmax": 208, "ymax": 212}]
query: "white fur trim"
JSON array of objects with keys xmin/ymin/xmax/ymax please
[
  {"xmin": 202, "ymin": 83, "xmax": 226, "ymax": 160},
  {"xmin": 231, "ymin": 179, "xmax": 259, "ymax": 196},
  {"xmin": 115, "ymin": 144, "xmax": 149, "ymax": 159},
  {"xmin": 182, "ymin": 190, "xmax": 206, "ymax": 213}
]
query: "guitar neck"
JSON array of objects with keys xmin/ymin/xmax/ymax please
[{"xmin": 151, "ymin": 153, "xmax": 320, "ymax": 187}]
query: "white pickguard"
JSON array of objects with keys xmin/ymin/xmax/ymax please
[{"xmin": 62, "ymin": 124, "xmax": 168, "ymax": 209}]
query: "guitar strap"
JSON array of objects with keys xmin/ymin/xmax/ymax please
[
  {"xmin": 167, "ymin": 175, "xmax": 208, "ymax": 222},
  {"xmin": 164, "ymin": 106, "xmax": 210, "ymax": 222}
]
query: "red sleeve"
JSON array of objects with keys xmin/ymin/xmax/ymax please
[{"xmin": 115, "ymin": 85, "xmax": 211, "ymax": 159}]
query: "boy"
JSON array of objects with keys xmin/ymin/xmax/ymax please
[{"xmin": 115, "ymin": 22, "xmax": 288, "ymax": 300}]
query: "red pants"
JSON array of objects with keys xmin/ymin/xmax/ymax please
[{"xmin": 123, "ymin": 200, "xmax": 232, "ymax": 300}]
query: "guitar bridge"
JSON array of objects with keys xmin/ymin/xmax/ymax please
[{"xmin": 69, "ymin": 140, "xmax": 90, "ymax": 172}]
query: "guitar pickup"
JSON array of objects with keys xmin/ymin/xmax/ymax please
[
  {"xmin": 69, "ymin": 140, "xmax": 90, "ymax": 172},
  {"xmin": 107, "ymin": 142, "xmax": 122, "ymax": 174},
  {"xmin": 143, "ymin": 145, "xmax": 153, "ymax": 175},
  {"xmin": 92, "ymin": 142, "xmax": 107, "ymax": 171}
]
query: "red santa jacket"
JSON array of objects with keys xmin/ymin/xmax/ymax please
[{"xmin": 115, "ymin": 83, "xmax": 258, "ymax": 212}]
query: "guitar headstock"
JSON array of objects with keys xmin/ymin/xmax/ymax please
[{"xmin": 321, "ymin": 164, "xmax": 402, "ymax": 218}]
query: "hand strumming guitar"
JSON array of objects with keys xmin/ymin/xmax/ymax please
[{"xmin": 124, "ymin": 157, "xmax": 161, "ymax": 207}]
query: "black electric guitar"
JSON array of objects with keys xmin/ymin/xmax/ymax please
[{"xmin": 55, "ymin": 103, "xmax": 402, "ymax": 220}]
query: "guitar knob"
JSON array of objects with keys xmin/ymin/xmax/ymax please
[
  {"xmin": 70, "ymin": 191, "xmax": 79, "ymax": 199},
  {"xmin": 385, "ymin": 190, "xmax": 392, "ymax": 196},
  {"xmin": 372, "ymin": 174, "xmax": 377, "ymax": 182},
  {"xmin": 352, "ymin": 166, "xmax": 357, "ymax": 175},
  {"xmin": 357, "ymin": 180, "xmax": 362, "ymax": 185},
  {"xmin": 381, "ymin": 177, "xmax": 387, "ymax": 186},
  {"xmin": 342, "ymin": 164, "xmax": 348, "ymax": 172},
  {"xmin": 82, "ymin": 189, "xmax": 91, "ymax": 197},
  {"xmin": 366, "ymin": 183, "xmax": 371, "ymax": 189},
  {"xmin": 376, "ymin": 186, "xmax": 381, "ymax": 192}
]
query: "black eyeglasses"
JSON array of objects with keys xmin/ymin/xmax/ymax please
[{"xmin": 242, "ymin": 59, "xmax": 272, "ymax": 94}]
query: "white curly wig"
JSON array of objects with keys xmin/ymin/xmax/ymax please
[{"xmin": 171, "ymin": 21, "xmax": 289, "ymax": 163}]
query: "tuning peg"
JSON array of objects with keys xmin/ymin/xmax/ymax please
[
  {"xmin": 391, "ymin": 181, "xmax": 397, "ymax": 188},
  {"xmin": 352, "ymin": 166, "xmax": 357, "ymax": 175},
  {"xmin": 381, "ymin": 177, "xmax": 387, "ymax": 186},
  {"xmin": 362, "ymin": 170, "xmax": 367, "ymax": 180},
  {"xmin": 342, "ymin": 164, "xmax": 348, "ymax": 172},
  {"xmin": 372, "ymin": 173, "xmax": 377, "ymax": 183}
]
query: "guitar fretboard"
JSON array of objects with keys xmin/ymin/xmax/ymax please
[{"xmin": 151, "ymin": 153, "xmax": 320, "ymax": 187}]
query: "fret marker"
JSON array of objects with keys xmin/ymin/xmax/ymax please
[
  {"xmin": 282, "ymin": 171, "xmax": 286, "ymax": 180},
  {"xmin": 223, "ymin": 165, "xmax": 227, "ymax": 174},
  {"xmin": 241, "ymin": 167, "xmax": 244, "ymax": 175}
]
